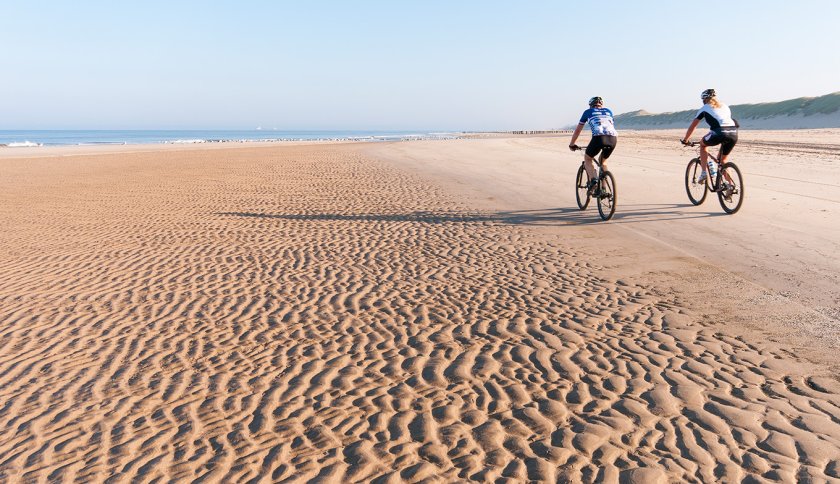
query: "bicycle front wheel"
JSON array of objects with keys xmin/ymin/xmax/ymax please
[
  {"xmin": 685, "ymin": 158, "xmax": 708, "ymax": 205},
  {"xmin": 575, "ymin": 164, "xmax": 591, "ymax": 210},
  {"xmin": 717, "ymin": 162, "xmax": 744, "ymax": 214},
  {"xmin": 597, "ymin": 171, "xmax": 617, "ymax": 221}
]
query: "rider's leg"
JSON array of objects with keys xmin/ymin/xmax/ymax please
[
  {"xmin": 718, "ymin": 150, "xmax": 735, "ymax": 184},
  {"xmin": 598, "ymin": 137, "xmax": 616, "ymax": 177},
  {"xmin": 717, "ymin": 150, "xmax": 735, "ymax": 198},
  {"xmin": 699, "ymin": 139, "xmax": 709, "ymax": 173},
  {"xmin": 583, "ymin": 154, "xmax": 597, "ymax": 181}
]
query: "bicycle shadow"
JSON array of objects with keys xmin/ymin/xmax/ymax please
[
  {"xmin": 498, "ymin": 203, "xmax": 727, "ymax": 226},
  {"xmin": 218, "ymin": 203, "xmax": 725, "ymax": 228}
]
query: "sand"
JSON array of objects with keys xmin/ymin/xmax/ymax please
[{"xmin": 0, "ymin": 133, "xmax": 838, "ymax": 482}]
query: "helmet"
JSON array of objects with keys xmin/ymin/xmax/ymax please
[
  {"xmin": 701, "ymin": 89, "xmax": 716, "ymax": 100},
  {"xmin": 588, "ymin": 96, "xmax": 603, "ymax": 107}
]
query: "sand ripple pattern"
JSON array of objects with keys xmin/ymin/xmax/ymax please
[{"xmin": 0, "ymin": 146, "xmax": 839, "ymax": 483}]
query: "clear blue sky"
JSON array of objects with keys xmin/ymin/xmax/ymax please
[{"xmin": 3, "ymin": 0, "xmax": 838, "ymax": 130}]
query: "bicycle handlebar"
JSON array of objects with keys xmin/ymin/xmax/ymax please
[{"xmin": 680, "ymin": 139, "xmax": 699, "ymax": 147}]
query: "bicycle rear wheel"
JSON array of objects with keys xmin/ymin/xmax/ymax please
[
  {"xmin": 685, "ymin": 158, "xmax": 707, "ymax": 205},
  {"xmin": 717, "ymin": 162, "xmax": 744, "ymax": 214},
  {"xmin": 575, "ymin": 164, "xmax": 591, "ymax": 209},
  {"xmin": 597, "ymin": 171, "xmax": 617, "ymax": 221}
]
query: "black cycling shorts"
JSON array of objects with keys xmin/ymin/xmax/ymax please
[
  {"xmin": 585, "ymin": 135, "xmax": 617, "ymax": 160},
  {"xmin": 702, "ymin": 128, "xmax": 738, "ymax": 156}
]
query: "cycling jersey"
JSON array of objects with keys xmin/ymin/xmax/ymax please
[
  {"xmin": 579, "ymin": 108, "xmax": 618, "ymax": 136},
  {"xmin": 695, "ymin": 103, "xmax": 737, "ymax": 132}
]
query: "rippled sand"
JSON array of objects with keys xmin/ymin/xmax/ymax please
[{"xmin": 0, "ymin": 142, "xmax": 838, "ymax": 482}]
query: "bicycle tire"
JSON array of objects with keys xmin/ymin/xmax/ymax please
[
  {"xmin": 597, "ymin": 171, "xmax": 617, "ymax": 221},
  {"xmin": 575, "ymin": 164, "xmax": 591, "ymax": 210},
  {"xmin": 685, "ymin": 158, "xmax": 707, "ymax": 205},
  {"xmin": 717, "ymin": 162, "xmax": 744, "ymax": 214}
]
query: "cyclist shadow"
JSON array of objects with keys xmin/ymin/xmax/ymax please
[
  {"xmin": 497, "ymin": 203, "xmax": 727, "ymax": 226},
  {"xmin": 219, "ymin": 203, "xmax": 725, "ymax": 228}
]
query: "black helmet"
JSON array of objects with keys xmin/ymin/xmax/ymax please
[
  {"xmin": 701, "ymin": 89, "xmax": 716, "ymax": 100},
  {"xmin": 588, "ymin": 96, "xmax": 603, "ymax": 107}
]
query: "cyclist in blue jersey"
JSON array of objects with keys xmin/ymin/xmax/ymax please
[
  {"xmin": 569, "ymin": 96, "xmax": 618, "ymax": 193},
  {"xmin": 681, "ymin": 89, "xmax": 739, "ymax": 184}
]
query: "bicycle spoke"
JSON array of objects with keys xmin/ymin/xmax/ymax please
[
  {"xmin": 685, "ymin": 158, "xmax": 707, "ymax": 205},
  {"xmin": 575, "ymin": 165, "xmax": 591, "ymax": 210},
  {"xmin": 597, "ymin": 171, "xmax": 617, "ymax": 221},
  {"xmin": 717, "ymin": 163, "xmax": 744, "ymax": 214}
]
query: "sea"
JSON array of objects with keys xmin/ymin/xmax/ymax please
[{"xmin": 0, "ymin": 130, "xmax": 457, "ymax": 147}]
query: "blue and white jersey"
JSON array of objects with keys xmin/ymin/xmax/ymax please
[{"xmin": 579, "ymin": 107, "xmax": 618, "ymax": 136}]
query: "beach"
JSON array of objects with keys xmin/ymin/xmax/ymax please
[{"xmin": 1, "ymin": 132, "xmax": 839, "ymax": 482}]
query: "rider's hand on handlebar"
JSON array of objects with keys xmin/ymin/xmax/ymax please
[{"xmin": 680, "ymin": 138, "xmax": 689, "ymax": 146}]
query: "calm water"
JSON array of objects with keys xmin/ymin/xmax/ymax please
[{"xmin": 0, "ymin": 130, "xmax": 456, "ymax": 147}]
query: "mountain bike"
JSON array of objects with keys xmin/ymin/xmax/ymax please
[
  {"xmin": 571, "ymin": 145, "xmax": 616, "ymax": 221},
  {"xmin": 681, "ymin": 141, "xmax": 744, "ymax": 214}
]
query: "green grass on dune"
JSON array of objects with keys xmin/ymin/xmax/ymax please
[
  {"xmin": 615, "ymin": 91, "xmax": 840, "ymax": 126},
  {"xmin": 735, "ymin": 92, "xmax": 840, "ymax": 117}
]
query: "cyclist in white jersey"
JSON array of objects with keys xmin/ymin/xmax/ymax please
[
  {"xmin": 681, "ymin": 89, "xmax": 739, "ymax": 183},
  {"xmin": 569, "ymin": 96, "xmax": 618, "ymax": 192}
]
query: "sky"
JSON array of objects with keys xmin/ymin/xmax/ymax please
[{"xmin": 2, "ymin": 0, "xmax": 839, "ymax": 130}]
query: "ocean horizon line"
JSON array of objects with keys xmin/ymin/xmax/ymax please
[{"xmin": 0, "ymin": 129, "xmax": 462, "ymax": 147}]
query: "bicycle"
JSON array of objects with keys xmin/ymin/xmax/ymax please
[
  {"xmin": 681, "ymin": 140, "xmax": 744, "ymax": 214},
  {"xmin": 571, "ymin": 145, "xmax": 617, "ymax": 221}
]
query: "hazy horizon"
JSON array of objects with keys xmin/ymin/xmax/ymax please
[{"xmin": 4, "ymin": 0, "xmax": 839, "ymax": 131}]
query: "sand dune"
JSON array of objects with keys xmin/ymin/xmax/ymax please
[
  {"xmin": 614, "ymin": 92, "xmax": 840, "ymax": 129},
  {"xmin": 1, "ymin": 140, "xmax": 839, "ymax": 482}
]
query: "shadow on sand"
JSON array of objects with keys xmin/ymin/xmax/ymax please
[{"xmin": 219, "ymin": 203, "xmax": 726, "ymax": 227}]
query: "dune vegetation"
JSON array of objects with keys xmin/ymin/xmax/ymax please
[{"xmin": 615, "ymin": 91, "xmax": 840, "ymax": 128}]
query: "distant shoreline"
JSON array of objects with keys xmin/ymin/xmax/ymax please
[
  {"xmin": 7, "ymin": 124, "xmax": 840, "ymax": 149},
  {"xmin": 0, "ymin": 130, "xmax": 460, "ymax": 148}
]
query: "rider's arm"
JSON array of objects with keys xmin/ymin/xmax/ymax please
[
  {"xmin": 569, "ymin": 122, "xmax": 584, "ymax": 148},
  {"xmin": 682, "ymin": 118, "xmax": 700, "ymax": 143}
]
